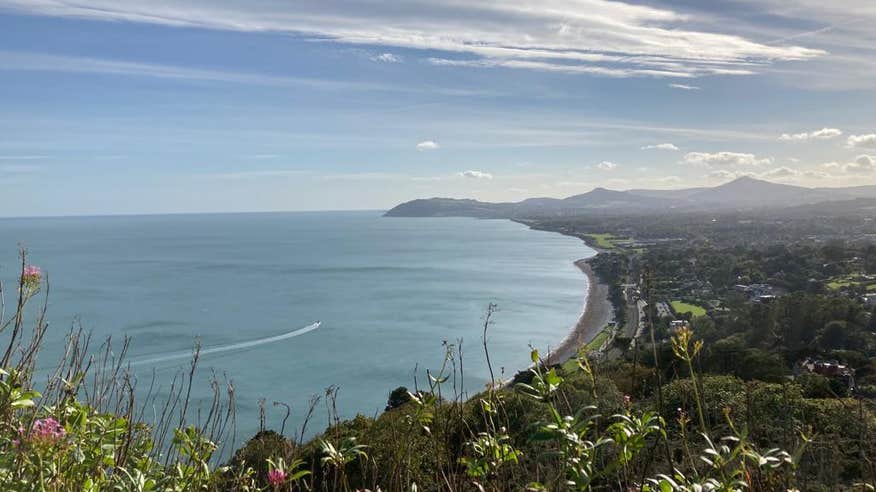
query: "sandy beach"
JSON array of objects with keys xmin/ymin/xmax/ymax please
[{"xmin": 544, "ymin": 256, "xmax": 615, "ymax": 366}]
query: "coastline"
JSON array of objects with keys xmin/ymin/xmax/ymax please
[
  {"xmin": 543, "ymin": 256, "xmax": 614, "ymax": 366},
  {"xmin": 508, "ymin": 219, "xmax": 616, "ymax": 368}
]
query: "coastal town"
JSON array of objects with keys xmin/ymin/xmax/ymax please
[{"xmin": 524, "ymin": 206, "xmax": 876, "ymax": 402}]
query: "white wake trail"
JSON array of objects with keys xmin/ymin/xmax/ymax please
[{"xmin": 128, "ymin": 321, "xmax": 321, "ymax": 367}]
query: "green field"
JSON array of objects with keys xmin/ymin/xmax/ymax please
[
  {"xmin": 587, "ymin": 233, "xmax": 619, "ymax": 249},
  {"xmin": 671, "ymin": 300, "xmax": 707, "ymax": 317},
  {"xmin": 586, "ymin": 330, "xmax": 611, "ymax": 351},
  {"xmin": 825, "ymin": 274, "xmax": 876, "ymax": 291},
  {"xmin": 561, "ymin": 327, "xmax": 612, "ymax": 372}
]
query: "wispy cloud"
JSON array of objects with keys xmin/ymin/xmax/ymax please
[
  {"xmin": 458, "ymin": 170, "xmax": 492, "ymax": 180},
  {"xmin": 682, "ymin": 151, "xmax": 773, "ymax": 168},
  {"xmin": 822, "ymin": 155, "xmax": 876, "ymax": 174},
  {"xmin": 415, "ymin": 140, "xmax": 440, "ymax": 151},
  {"xmin": 0, "ymin": 0, "xmax": 823, "ymax": 78},
  {"xmin": 596, "ymin": 161, "xmax": 617, "ymax": 170},
  {"xmin": 370, "ymin": 53, "xmax": 402, "ymax": 63},
  {"xmin": 0, "ymin": 50, "xmax": 493, "ymax": 96},
  {"xmin": 668, "ymin": 83, "xmax": 701, "ymax": 90},
  {"xmin": 779, "ymin": 127, "xmax": 842, "ymax": 141},
  {"xmin": 641, "ymin": 143, "xmax": 679, "ymax": 151},
  {"xmin": 847, "ymin": 134, "xmax": 876, "ymax": 149}
]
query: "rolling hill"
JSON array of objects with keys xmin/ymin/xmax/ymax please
[{"xmin": 385, "ymin": 176, "xmax": 876, "ymax": 218}]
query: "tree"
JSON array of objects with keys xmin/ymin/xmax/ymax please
[
  {"xmin": 818, "ymin": 320, "xmax": 849, "ymax": 350},
  {"xmin": 385, "ymin": 386, "xmax": 412, "ymax": 411}
]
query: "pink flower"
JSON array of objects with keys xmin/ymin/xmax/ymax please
[
  {"xmin": 24, "ymin": 417, "xmax": 66, "ymax": 446},
  {"xmin": 623, "ymin": 395, "xmax": 632, "ymax": 407},
  {"xmin": 267, "ymin": 468, "xmax": 286, "ymax": 486},
  {"xmin": 22, "ymin": 265, "xmax": 41, "ymax": 287}
]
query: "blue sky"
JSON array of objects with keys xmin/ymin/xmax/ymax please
[{"xmin": 1, "ymin": 0, "xmax": 875, "ymax": 216}]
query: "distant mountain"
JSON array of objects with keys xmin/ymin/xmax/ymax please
[
  {"xmin": 384, "ymin": 177, "xmax": 876, "ymax": 218},
  {"xmin": 685, "ymin": 176, "xmax": 825, "ymax": 208}
]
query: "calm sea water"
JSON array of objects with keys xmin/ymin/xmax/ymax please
[{"xmin": 0, "ymin": 211, "xmax": 593, "ymax": 446}]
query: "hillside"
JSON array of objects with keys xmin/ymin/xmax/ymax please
[{"xmin": 385, "ymin": 176, "xmax": 876, "ymax": 218}]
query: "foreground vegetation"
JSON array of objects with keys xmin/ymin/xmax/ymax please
[{"xmin": 1, "ymin": 240, "xmax": 875, "ymax": 490}]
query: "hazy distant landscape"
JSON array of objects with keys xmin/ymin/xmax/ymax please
[{"xmin": 387, "ymin": 176, "xmax": 876, "ymax": 218}]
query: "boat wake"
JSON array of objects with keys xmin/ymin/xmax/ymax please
[{"xmin": 128, "ymin": 321, "xmax": 321, "ymax": 367}]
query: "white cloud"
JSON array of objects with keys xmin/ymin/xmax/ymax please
[
  {"xmin": 668, "ymin": 83, "xmax": 701, "ymax": 90},
  {"xmin": 0, "ymin": 0, "xmax": 824, "ymax": 79},
  {"xmin": 459, "ymin": 170, "xmax": 493, "ymax": 180},
  {"xmin": 416, "ymin": 140, "xmax": 440, "ymax": 151},
  {"xmin": 778, "ymin": 127, "xmax": 843, "ymax": 141},
  {"xmin": 818, "ymin": 155, "xmax": 876, "ymax": 174},
  {"xmin": 641, "ymin": 143, "xmax": 679, "ymax": 151},
  {"xmin": 847, "ymin": 134, "xmax": 876, "ymax": 149},
  {"xmin": 682, "ymin": 151, "xmax": 773, "ymax": 168},
  {"xmin": 844, "ymin": 154, "xmax": 876, "ymax": 173},
  {"xmin": 370, "ymin": 52, "xmax": 402, "ymax": 63},
  {"xmin": 760, "ymin": 166, "xmax": 799, "ymax": 179},
  {"xmin": 596, "ymin": 161, "xmax": 618, "ymax": 170}
]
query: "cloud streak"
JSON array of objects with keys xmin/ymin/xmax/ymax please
[
  {"xmin": 0, "ymin": 0, "xmax": 823, "ymax": 78},
  {"xmin": 682, "ymin": 151, "xmax": 773, "ymax": 168},
  {"xmin": 0, "ymin": 50, "xmax": 494, "ymax": 96},
  {"xmin": 416, "ymin": 140, "xmax": 440, "ymax": 151},
  {"xmin": 779, "ymin": 127, "xmax": 842, "ymax": 141},
  {"xmin": 641, "ymin": 143, "xmax": 679, "ymax": 151},
  {"xmin": 459, "ymin": 170, "xmax": 492, "ymax": 179}
]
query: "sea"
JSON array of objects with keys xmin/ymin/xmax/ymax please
[{"xmin": 0, "ymin": 211, "xmax": 594, "ymax": 449}]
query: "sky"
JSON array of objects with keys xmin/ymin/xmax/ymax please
[{"xmin": 1, "ymin": 0, "xmax": 876, "ymax": 216}]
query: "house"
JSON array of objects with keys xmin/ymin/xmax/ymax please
[
  {"xmin": 799, "ymin": 357, "xmax": 856, "ymax": 390},
  {"xmin": 669, "ymin": 320, "xmax": 690, "ymax": 333}
]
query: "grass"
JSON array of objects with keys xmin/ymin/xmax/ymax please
[
  {"xmin": 671, "ymin": 300, "xmax": 707, "ymax": 317},
  {"xmin": 827, "ymin": 281, "xmax": 853, "ymax": 290},
  {"xmin": 825, "ymin": 274, "xmax": 876, "ymax": 291},
  {"xmin": 587, "ymin": 233, "xmax": 619, "ymax": 249},
  {"xmin": 586, "ymin": 329, "xmax": 611, "ymax": 351},
  {"xmin": 561, "ymin": 326, "xmax": 612, "ymax": 372}
]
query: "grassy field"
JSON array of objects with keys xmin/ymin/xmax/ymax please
[
  {"xmin": 586, "ymin": 329, "xmax": 611, "ymax": 351},
  {"xmin": 671, "ymin": 300, "xmax": 707, "ymax": 317},
  {"xmin": 562, "ymin": 326, "xmax": 612, "ymax": 372},
  {"xmin": 587, "ymin": 233, "xmax": 619, "ymax": 249},
  {"xmin": 826, "ymin": 274, "xmax": 876, "ymax": 291}
]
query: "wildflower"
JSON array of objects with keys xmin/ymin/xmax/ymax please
[
  {"xmin": 267, "ymin": 468, "xmax": 286, "ymax": 486},
  {"xmin": 23, "ymin": 417, "xmax": 66, "ymax": 447},
  {"xmin": 623, "ymin": 395, "xmax": 632, "ymax": 407},
  {"xmin": 22, "ymin": 265, "xmax": 41, "ymax": 288}
]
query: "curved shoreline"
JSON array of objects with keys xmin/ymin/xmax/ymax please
[{"xmin": 544, "ymin": 257, "xmax": 614, "ymax": 366}]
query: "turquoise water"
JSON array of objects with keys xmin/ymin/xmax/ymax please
[{"xmin": 0, "ymin": 211, "xmax": 593, "ymax": 445}]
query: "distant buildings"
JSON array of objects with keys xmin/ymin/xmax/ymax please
[
  {"xmin": 669, "ymin": 319, "xmax": 690, "ymax": 333},
  {"xmin": 733, "ymin": 283, "xmax": 785, "ymax": 303},
  {"xmin": 798, "ymin": 357, "xmax": 856, "ymax": 390}
]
